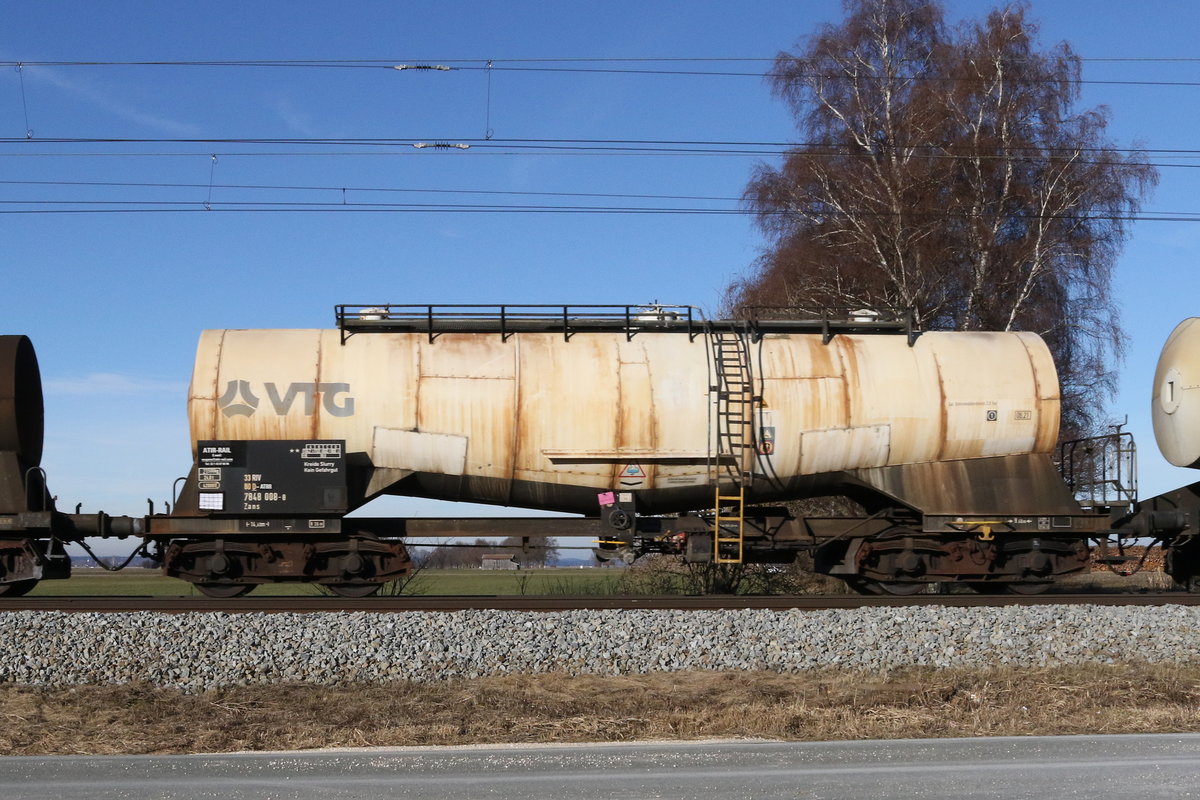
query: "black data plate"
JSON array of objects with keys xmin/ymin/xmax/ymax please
[{"xmin": 195, "ymin": 440, "xmax": 347, "ymax": 515}]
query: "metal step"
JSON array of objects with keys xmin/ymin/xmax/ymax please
[{"xmin": 712, "ymin": 487, "xmax": 745, "ymax": 564}]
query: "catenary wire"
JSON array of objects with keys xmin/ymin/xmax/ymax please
[
  {"xmin": 13, "ymin": 57, "xmax": 1200, "ymax": 64},
  {"xmin": 0, "ymin": 148, "xmax": 1194, "ymax": 172},
  {"xmin": 0, "ymin": 179, "xmax": 743, "ymax": 202},
  {"xmin": 0, "ymin": 199, "xmax": 1193, "ymax": 221},
  {"xmin": 0, "ymin": 136, "xmax": 1194, "ymax": 158},
  {"xmin": 4, "ymin": 58, "xmax": 1200, "ymax": 88}
]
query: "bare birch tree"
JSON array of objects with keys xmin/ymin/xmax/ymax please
[{"xmin": 729, "ymin": 0, "xmax": 1156, "ymax": 436}]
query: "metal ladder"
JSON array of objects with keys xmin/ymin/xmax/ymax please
[{"xmin": 707, "ymin": 327, "xmax": 757, "ymax": 564}]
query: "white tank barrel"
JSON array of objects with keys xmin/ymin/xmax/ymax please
[{"xmin": 188, "ymin": 326, "xmax": 1060, "ymax": 514}]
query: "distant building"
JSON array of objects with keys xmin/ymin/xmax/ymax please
[{"xmin": 481, "ymin": 554, "xmax": 519, "ymax": 570}]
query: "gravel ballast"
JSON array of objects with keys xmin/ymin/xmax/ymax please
[{"xmin": 1, "ymin": 605, "xmax": 1196, "ymax": 692}]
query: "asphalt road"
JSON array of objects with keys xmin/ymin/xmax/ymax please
[{"xmin": 4, "ymin": 734, "xmax": 1198, "ymax": 799}]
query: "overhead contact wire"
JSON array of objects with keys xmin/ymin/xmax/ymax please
[
  {"xmin": 4, "ymin": 57, "xmax": 1200, "ymax": 87},
  {"xmin": 0, "ymin": 201, "xmax": 1196, "ymax": 222}
]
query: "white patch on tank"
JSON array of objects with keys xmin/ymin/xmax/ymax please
[
  {"xmin": 373, "ymin": 427, "xmax": 468, "ymax": 475},
  {"xmin": 799, "ymin": 424, "xmax": 891, "ymax": 473},
  {"xmin": 981, "ymin": 436, "xmax": 1037, "ymax": 457}
]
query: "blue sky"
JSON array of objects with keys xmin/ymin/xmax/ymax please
[{"xmin": 3, "ymin": 0, "xmax": 1198, "ymax": 545}]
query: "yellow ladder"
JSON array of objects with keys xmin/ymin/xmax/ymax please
[
  {"xmin": 708, "ymin": 327, "xmax": 755, "ymax": 565},
  {"xmin": 713, "ymin": 487, "xmax": 745, "ymax": 564}
]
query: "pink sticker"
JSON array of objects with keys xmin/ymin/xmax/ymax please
[{"xmin": 597, "ymin": 491, "xmax": 616, "ymax": 507}]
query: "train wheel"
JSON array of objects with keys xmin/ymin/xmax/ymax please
[
  {"xmin": 327, "ymin": 583, "xmax": 382, "ymax": 598},
  {"xmin": 195, "ymin": 583, "xmax": 255, "ymax": 598},
  {"xmin": 0, "ymin": 579, "xmax": 38, "ymax": 597},
  {"xmin": 1002, "ymin": 582, "xmax": 1051, "ymax": 595}
]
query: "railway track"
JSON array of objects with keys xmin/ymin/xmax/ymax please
[{"xmin": 2, "ymin": 592, "xmax": 1197, "ymax": 613}]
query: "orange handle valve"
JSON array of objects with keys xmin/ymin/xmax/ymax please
[{"xmin": 667, "ymin": 530, "xmax": 688, "ymax": 553}]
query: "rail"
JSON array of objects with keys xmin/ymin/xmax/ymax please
[{"xmin": 3, "ymin": 592, "xmax": 1195, "ymax": 613}]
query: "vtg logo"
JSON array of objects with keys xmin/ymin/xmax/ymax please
[{"xmin": 217, "ymin": 381, "xmax": 355, "ymax": 418}]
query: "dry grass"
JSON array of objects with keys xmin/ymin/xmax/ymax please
[
  {"xmin": 1055, "ymin": 569, "xmax": 1178, "ymax": 593},
  {"xmin": 3, "ymin": 664, "xmax": 1200, "ymax": 755}
]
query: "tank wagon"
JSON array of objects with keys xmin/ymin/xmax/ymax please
[
  {"xmin": 2, "ymin": 305, "xmax": 1200, "ymax": 597},
  {"xmin": 0, "ymin": 336, "xmax": 139, "ymax": 596},
  {"xmin": 1120, "ymin": 316, "xmax": 1200, "ymax": 591}
]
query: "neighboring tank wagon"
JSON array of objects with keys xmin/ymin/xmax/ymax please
[
  {"xmin": 0, "ymin": 336, "xmax": 140, "ymax": 596},
  {"xmin": 1153, "ymin": 317, "xmax": 1200, "ymax": 469},
  {"xmin": 1121, "ymin": 317, "xmax": 1200, "ymax": 590}
]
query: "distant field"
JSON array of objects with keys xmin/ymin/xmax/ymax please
[
  {"xmin": 26, "ymin": 567, "xmax": 627, "ymax": 597},
  {"xmin": 397, "ymin": 567, "xmax": 624, "ymax": 596}
]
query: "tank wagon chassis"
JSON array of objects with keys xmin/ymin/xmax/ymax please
[
  {"xmin": 2, "ymin": 305, "xmax": 1200, "ymax": 598},
  {"xmin": 588, "ymin": 476, "xmax": 1185, "ymax": 596}
]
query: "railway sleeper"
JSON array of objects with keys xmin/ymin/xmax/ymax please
[{"xmin": 161, "ymin": 535, "xmax": 412, "ymax": 598}]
